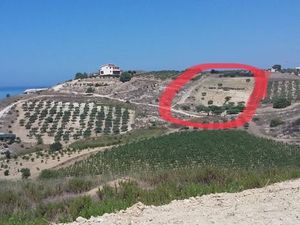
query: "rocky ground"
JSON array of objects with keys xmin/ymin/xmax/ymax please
[{"xmin": 60, "ymin": 179, "xmax": 300, "ymax": 225}]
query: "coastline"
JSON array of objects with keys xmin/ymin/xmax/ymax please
[{"xmin": 0, "ymin": 86, "xmax": 47, "ymax": 100}]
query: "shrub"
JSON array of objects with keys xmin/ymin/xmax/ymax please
[
  {"xmin": 49, "ymin": 142, "xmax": 63, "ymax": 152},
  {"xmin": 120, "ymin": 72, "xmax": 132, "ymax": 82},
  {"xmin": 209, "ymin": 105, "xmax": 224, "ymax": 115},
  {"xmin": 196, "ymin": 105, "xmax": 209, "ymax": 113},
  {"xmin": 86, "ymin": 87, "xmax": 94, "ymax": 93},
  {"xmin": 66, "ymin": 178, "xmax": 93, "ymax": 193},
  {"xmin": 180, "ymin": 105, "xmax": 190, "ymax": 111},
  {"xmin": 39, "ymin": 169, "xmax": 59, "ymax": 179},
  {"xmin": 4, "ymin": 170, "xmax": 9, "ymax": 176},
  {"xmin": 270, "ymin": 118, "xmax": 284, "ymax": 127},
  {"xmin": 272, "ymin": 97, "xmax": 291, "ymax": 109},
  {"xmin": 225, "ymin": 96, "xmax": 231, "ymax": 102},
  {"xmin": 20, "ymin": 168, "xmax": 31, "ymax": 179}
]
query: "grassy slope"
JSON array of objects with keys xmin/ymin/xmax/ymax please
[
  {"xmin": 2, "ymin": 130, "xmax": 300, "ymax": 224},
  {"xmin": 50, "ymin": 130, "xmax": 300, "ymax": 177},
  {"xmin": 69, "ymin": 127, "xmax": 166, "ymax": 150}
]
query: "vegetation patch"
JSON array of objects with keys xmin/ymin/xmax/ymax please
[
  {"xmin": 1, "ymin": 130, "xmax": 300, "ymax": 224},
  {"xmin": 48, "ymin": 130, "xmax": 300, "ymax": 177},
  {"xmin": 69, "ymin": 127, "xmax": 166, "ymax": 150}
]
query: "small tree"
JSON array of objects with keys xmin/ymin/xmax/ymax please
[
  {"xmin": 20, "ymin": 168, "xmax": 31, "ymax": 179},
  {"xmin": 272, "ymin": 64, "xmax": 282, "ymax": 72},
  {"xmin": 181, "ymin": 104, "xmax": 190, "ymax": 111},
  {"xmin": 225, "ymin": 96, "xmax": 231, "ymax": 102},
  {"xmin": 49, "ymin": 142, "xmax": 62, "ymax": 152},
  {"xmin": 208, "ymin": 100, "xmax": 213, "ymax": 105},
  {"xmin": 196, "ymin": 105, "xmax": 210, "ymax": 114},
  {"xmin": 4, "ymin": 170, "xmax": 9, "ymax": 176},
  {"xmin": 272, "ymin": 97, "xmax": 291, "ymax": 109},
  {"xmin": 270, "ymin": 118, "xmax": 284, "ymax": 127},
  {"xmin": 74, "ymin": 72, "xmax": 88, "ymax": 80},
  {"xmin": 5, "ymin": 151, "xmax": 11, "ymax": 159},
  {"xmin": 209, "ymin": 105, "xmax": 224, "ymax": 115},
  {"xmin": 86, "ymin": 87, "xmax": 94, "ymax": 93},
  {"xmin": 120, "ymin": 72, "xmax": 132, "ymax": 82}
]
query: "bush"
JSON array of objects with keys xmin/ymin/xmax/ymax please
[
  {"xmin": 208, "ymin": 105, "xmax": 224, "ymax": 115},
  {"xmin": 49, "ymin": 142, "xmax": 63, "ymax": 152},
  {"xmin": 180, "ymin": 105, "xmax": 190, "ymax": 111},
  {"xmin": 20, "ymin": 168, "xmax": 31, "ymax": 179},
  {"xmin": 195, "ymin": 105, "xmax": 209, "ymax": 113},
  {"xmin": 272, "ymin": 97, "xmax": 291, "ymax": 109},
  {"xmin": 4, "ymin": 170, "xmax": 9, "ymax": 176},
  {"xmin": 120, "ymin": 72, "xmax": 132, "ymax": 82},
  {"xmin": 270, "ymin": 118, "xmax": 284, "ymax": 127},
  {"xmin": 74, "ymin": 72, "xmax": 88, "ymax": 80},
  {"xmin": 39, "ymin": 169, "xmax": 60, "ymax": 179},
  {"xmin": 86, "ymin": 87, "xmax": 94, "ymax": 93},
  {"xmin": 66, "ymin": 178, "xmax": 93, "ymax": 193}
]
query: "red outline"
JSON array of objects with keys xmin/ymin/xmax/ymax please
[{"xmin": 159, "ymin": 63, "xmax": 269, "ymax": 129}]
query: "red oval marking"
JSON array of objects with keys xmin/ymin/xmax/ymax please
[{"xmin": 159, "ymin": 63, "xmax": 269, "ymax": 129}]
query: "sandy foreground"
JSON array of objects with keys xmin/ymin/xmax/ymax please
[{"xmin": 59, "ymin": 179, "xmax": 300, "ymax": 225}]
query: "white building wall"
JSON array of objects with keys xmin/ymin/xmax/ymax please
[{"xmin": 99, "ymin": 64, "xmax": 121, "ymax": 76}]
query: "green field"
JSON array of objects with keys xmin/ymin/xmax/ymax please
[
  {"xmin": 1, "ymin": 130, "xmax": 300, "ymax": 225},
  {"xmin": 45, "ymin": 130, "xmax": 300, "ymax": 177},
  {"xmin": 69, "ymin": 127, "xmax": 166, "ymax": 150}
]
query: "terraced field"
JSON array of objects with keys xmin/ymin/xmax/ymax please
[
  {"xmin": 264, "ymin": 80, "xmax": 300, "ymax": 103},
  {"xmin": 11, "ymin": 100, "xmax": 135, "ymax": 144},
  {"xmin": 187, "ymin": 77, "xmax": 254, "ymax": 106}
]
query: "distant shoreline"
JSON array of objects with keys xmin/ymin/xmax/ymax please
[{"xmin": 0, "ymin": 86, "xmax": 48, "ymax": 100}]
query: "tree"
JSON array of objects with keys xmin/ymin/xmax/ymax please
[
  {"xmin": 75, "ymin": 72, "xmax": 88, "ymax": 80},
  {"xmin": 196, "ymin": 105, "xmax": 210, "ymax": 114},
  {"xmin": 272, "ymin": 97, "xmax": 291, "ymax": 109},
  {"xmin": 37, "ymin": 136, "xmax": 43, "ymax": 145},
  {"xmin": 20, "ymin": 168, "xmax": 31, "ymax": 179},
  {"xmin": 4, "ymin": 170, "xmax": 9, "ymax": 176},
  {"xmin": 86, "ymin": 87, "xmax": 94, "ymax": 93},
  {"xmin": 5, "ymin": 151, "xmax": 11, "ymax": 159},
  {"xmin": 270, "ymin": 118, "xmax": 284, "ymax": 127},
  {"xmin": 225, "ymin": 96, "xmax": 231, "ymax": 102},
  {"xmin": 181, "ymin": 104, "xmax": 190, "ymax": 111},
  {"xmin": 208, "ymin": 100, "xmax": 213, "ymax": 105},
  {"xmin": 208, "ymin": 105, "xmax": 224, "ymax": 115},
  {"xmin": 210, "ymin": 69, "xmax": 218, "ymax": 74},
  {"xmin": 45, "ymin": 117, "xmax": 53, "ymax": 123},
  {"xmin": 272, "ymin": 64, "xmax": 282, "ymax": 72},
  {"xmin": 49, "ymin": 142, "xmax": 62, "ymax": 152},
  {"xmin": 120, "ymin": 72, "xmax": 132, "ymax": 82}
]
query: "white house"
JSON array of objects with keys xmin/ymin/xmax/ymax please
[{"xmin": 99, "ymin": 64, "xmax": 121, "ymax": 76}]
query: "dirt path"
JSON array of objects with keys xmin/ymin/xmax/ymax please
[{"xmin": 60, "ymin": 178, "xmax": 300, "ymax": 225}]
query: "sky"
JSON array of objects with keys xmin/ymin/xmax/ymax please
[{"xmin": 0, "ymin": 0, "xmax": 300, "ymax": 87}]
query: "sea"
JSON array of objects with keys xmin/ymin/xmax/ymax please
[{"xmin": 0, "ymin": 87, "xmax": 38, "ymax": 100}]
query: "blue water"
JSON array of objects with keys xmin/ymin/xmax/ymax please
[{"xmin": 0, "ymin": 87, "xmax": 33, "ymax": 100}]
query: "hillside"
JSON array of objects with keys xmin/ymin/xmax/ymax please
[
  {"xmin": 1, "ymin": 70, "xmax": 300, "ymax": 224},
  {"xmin": 1, "ymin": 130, "xmax": 299, "ymax": 224},
  {"xmin": 61, "ymin": 178, "xmax": 300, "ymax": 225}
]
